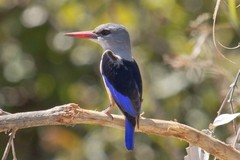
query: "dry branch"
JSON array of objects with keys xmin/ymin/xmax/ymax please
[{"xmin": 0, "ymin": 103, "xmax": 240, "ymax": 160}]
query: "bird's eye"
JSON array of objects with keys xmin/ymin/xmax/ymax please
[{"xmin": 100, "ymin": 29, "xmax": 111, "ymax": 36}]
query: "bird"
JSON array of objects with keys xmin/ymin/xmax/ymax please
[{"xmin": 65, "ymin": 23, "xmax": 142, "ymax": 150}]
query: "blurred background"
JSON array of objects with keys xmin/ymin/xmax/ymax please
[{"xmin": 0, "ymin": 0, "xmax": 240, "ymax": 159}]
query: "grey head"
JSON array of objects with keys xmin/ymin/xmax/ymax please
[
  {"xmin": 65, "ymin": 23, "xmax": 133, "ymax": 61},
  {"xmin": 92, "ymin": 23, "xmax": 132, "ymax": 61}
]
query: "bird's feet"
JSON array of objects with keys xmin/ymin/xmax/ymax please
[{"xmin": 101, "ymin": 104, "xmax": 114, "ymax": 120}]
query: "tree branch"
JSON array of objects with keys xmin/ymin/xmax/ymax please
[{"xmin": 0, "ymin": 103, "xmax": 239, "ymax": 160}]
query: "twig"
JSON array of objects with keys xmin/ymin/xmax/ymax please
[
  {"xmin": 218, "ymin": 42, "xmax": 240, "ymax": 50},
  {"xmin": 215, "ymin": 70, "xmax": 240, "ymax": 133},
  {"xmin": 0, "ymin": 103, "xmax": 240, "ymax": 160},
  {"xmin": 217, "ymin": 70, "xmax": 240, "ymax": 115},
  {"xmin": 212, "ymin": 0, "xmax": 235, "ymax": 63},
  {"xmin": 228, "ymin": 70, "xmax": 240, "ymax": 133},
  {"xmin": 213, "ymin": 70, "xmax": 240, "ymax": 160},
  {"xmin": 0, "ymin": 109, "xmax": 11, "ymax": 116},
  {"xmin": 11, "ymin": 129, "xmax": 17, "ymax": 160},
  {"xmin": 228, "ymin": 70, "xmax": 240, "ymax": 103},
  {"xmin": 233, "ymin": 128, "xmax": 240, "ymax": 148},
  {"xmin": 217, "ymin": 89, "xmax": 231, "ymax": 116},
  {"xmin": 2, "ymin": 129, "xmax": 17, "ymax": 160}
]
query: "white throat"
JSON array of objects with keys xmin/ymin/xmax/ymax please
[
  {"xmin": 95, "ymin": 39, "xmax": 133, "ymax": 61},
  {"xmin": 105, "ymin": 48, "xmax": 133, "ymax": 61}
]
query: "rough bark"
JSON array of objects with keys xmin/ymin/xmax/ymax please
[{"xmin": 0, "ymin": 103, "xmax": 239, "ymax": 160}]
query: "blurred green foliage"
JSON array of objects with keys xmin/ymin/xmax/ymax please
[{"xmin": 0, "ymin": 0, "xmax": 240, "ymax": 159}]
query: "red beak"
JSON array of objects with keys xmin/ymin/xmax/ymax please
[{"xmin": 65, "ymin": 31, "xmax": 97, "ymax": 39}]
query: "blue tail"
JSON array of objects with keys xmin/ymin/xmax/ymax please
[{"xmin": 125, "ymin": 117, "xmax": 135, "ymax": 150}]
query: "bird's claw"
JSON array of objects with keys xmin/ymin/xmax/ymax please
[
  {"xmin": 102, "ymin": 109, "xmax": 114, "ymax": 120},
  {"xmin": 102, "ymin": 104, "xmax": 114, "ymax": 120}
]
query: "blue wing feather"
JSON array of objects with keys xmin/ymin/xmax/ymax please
[{"xmin": 103, "ymin": 76, "xmax": 136, "ymax": 116}]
